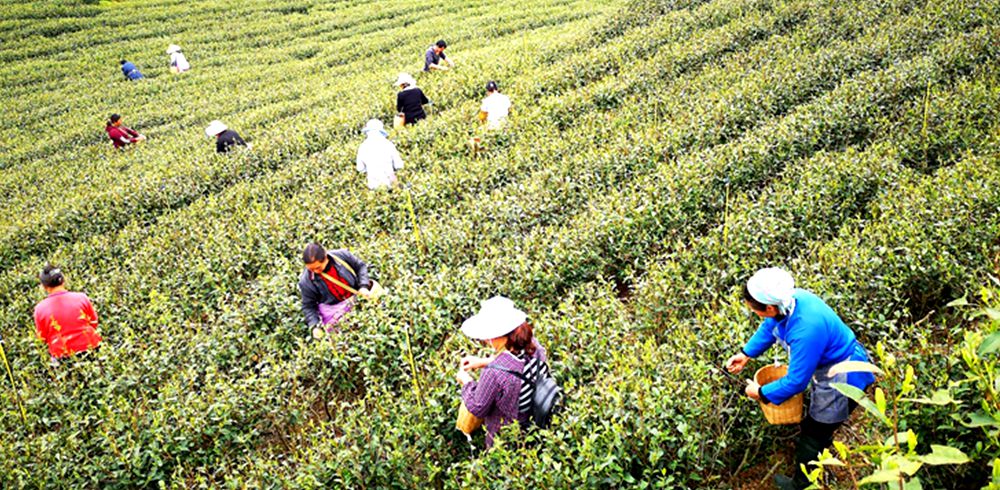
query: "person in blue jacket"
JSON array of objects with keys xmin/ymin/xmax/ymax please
[
  {"xmin": 726, "ymin": 268, "xmax": 875, "ymax": 490},
  {"xmin": 120, "ymin": 60, "xmax": 143, "ymax": 80}
]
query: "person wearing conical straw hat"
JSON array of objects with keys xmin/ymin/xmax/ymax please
[
  {"xmin": 395, "ymin": 73, "xmax": 429, "ymax": 126},
  {"xmin": 726, "ymin": 268, "xmax": 875, "ymax": 490},
  {"xmin": 455, "ymin": 296, "xmax": 549, "ymax": 449},
  {"xmin": 205, "ymin": 120, "xmax": 249, "ymax": 153},
  {"xmin": 356, "ymin": 119, "xmax": 404, "ymax": 190},
  {"xmin": 166, "ymin": 44, "xmax": 190, "ymax": 73}
]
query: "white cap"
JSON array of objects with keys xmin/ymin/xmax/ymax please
[
  {"xmin": 166, "ymin": 44, "xmax": 182, "ymax": 54},
  {"xmin": 460, "ymin": 296, "xmax": 528, "ymax": 340},
  {"xmin": 205, "ymin": 120, "xmax": 228, "ymax": 137},
  {"xmin": 395, "ymin": 72, "xmax": 416, "ymax": 87},
  {"xmin": 362, "ymin": 119, "xmax": 385, "ymax": 134}
]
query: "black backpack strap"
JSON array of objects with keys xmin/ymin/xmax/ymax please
[{"xmin": 484, "ymin": 365, "xmax": 532, "ymax": 385}]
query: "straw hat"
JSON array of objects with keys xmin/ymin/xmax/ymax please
[
  {"xmin": 460, "ymin": 296, "xmax": 527, "ymax": 340},
  {"xmin": 205, "ymin": 120, "xmax": 228, "ymax": 137},
  {"xmin": 394, "ymin": 72, "xmax": 416, "ymax": 87},
  {"xmin": 166, "ymin": 44, "xmax": 182, "ymax": 54}
]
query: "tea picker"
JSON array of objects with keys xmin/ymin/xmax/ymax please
[
  {"xmin": 119, "ymin": 59, "xmax": 144, "ymax": 80},
  {"xmin": 356, "ymin": 119, "xmax": 404, "ymax": 190},
  {"xmin": 166, "ymin": 44, "xmax": 190, "ymax": 74},
  {"xmin": 455, "ymin": 297, "xmax": 560, "ymax": 450},
  {"xmin": 423, "ymin": 39, "xmax": 454, "ymax": 72},
  {"xmin": 34, "ymin": 265, "xmax": 102, "ymax": 361},
  {"xmin": 478, "ymin": 80, "xmax": 511, "ymax": 131},
  {"xmin": 299, "ymin": 243, "xmax": 385, "ymax": 339},
  {"xmin": 725, "ymin": 268, "xmax": 875, "ymax": 490},
  {"xmin": 394, "ymin": 73, "xmax": 430, "ymax": 127},
  {"xmin": 205, "ymin": 120, "xmax": 251, "ymax": 153},
  {"xmin": 105, "ymin": 113, "xmax": 146, "ymax": 149}
]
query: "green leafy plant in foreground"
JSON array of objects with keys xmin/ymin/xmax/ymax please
[{"xmin": 806, "ymin": 293, "xmax": 1000, "ymax": 489}]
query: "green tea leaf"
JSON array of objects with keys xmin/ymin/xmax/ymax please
[
  {"xmin": 945, "ymin": 296, "xmax": 969, "ymax": 307},
  {"xmin": 956, "ymin": 411, "xmax": 1000, "ymax": 428},
  {"xmin": 977, "ymin": 332, "xmax": 1000, "ymax": 357},
  {"xmin": 903, "ymin": 389, "xmax": 957, "ymax": 406},
  {"xmin": 832, "ymin": 382, "xmax": 890, "ymax": 426},
  {"xmin": 918, "ymin": 445, "xmax": 970, "ymax": 465},
  {"xmin": 859, "ymin": 469, "xmax": 902, "ymax": 485}
]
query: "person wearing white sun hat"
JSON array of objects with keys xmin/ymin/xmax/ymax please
[
  {"xmin": 395, "ymin": 72, "xmax": 429, "ymax": 126},
  {"xmin": 456, "ymin": 296, "xmax": 549, "ymax": 448},
  {"xmin": 205, "ymin": 120, "xmax": 249, "ymax": 153},
  {"xmin": 356, "ymin": 119, "xmax": 404, "ymax": 190},
  {"xmin": 166, "ymin": 44, "xmax": 190, "ymax": 73}
]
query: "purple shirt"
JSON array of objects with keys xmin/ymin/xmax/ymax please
[{"xmin": 461, "ymin": 342, "xmax": 547, "ymax": 448}]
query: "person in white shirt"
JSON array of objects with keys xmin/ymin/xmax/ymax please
[
  {"xmin": 167, "ymin": 44, "xmax": 190, "ymax": 73},
  {"xmin": 479, "ymin": 80, "xmax": 512, "ymax": 130},
  {"xmin": 356, "ymin": 119, "xmax": 404, "ymax": 190}
]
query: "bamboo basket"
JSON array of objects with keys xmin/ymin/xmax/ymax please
[
  {"xmin": 456, "ymin": 402, "xmax": 484, "ymax": 434},
  {"xmin": 755, "ymin": 364, "xmax": 804, "ymax": 425}
]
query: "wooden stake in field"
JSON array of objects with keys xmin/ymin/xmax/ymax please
[
  {"xmin": 402, "ymin": 184, "xmax": 427, "ymax": 255},
  {"xmin": 0, "ymin": 333, "xmax": 27, "ymax": 424}
]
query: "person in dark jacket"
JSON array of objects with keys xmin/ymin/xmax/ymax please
[
  {"xmin": 205, "ymin": 120, "xmax": 250, "ymax": 153},
  {"xmin": 120, "ymin": 60, "xmax": 144, "ymax": 80},
  {"xmin": 105, "ymin": 114, "xmax": 146, "ymax": 149},
  {"xmin": 395, "ymin": 73, "xmax": 429, "ymax": 125},
  {"xmin": 423, "ymin": 40, "xmax": 453, "ymax": 71},
  {"xmin": 299, "ymin": 243, "xmax": 372, "ymax": 336}
]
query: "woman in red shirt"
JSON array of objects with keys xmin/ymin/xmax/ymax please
[
  {"xmin": 105, "ymin": 113, "xmax": 145, "ymax": 149},
  {"xmin": 33, "ymin": 265, "xmax": 102, "ymax": 360}
]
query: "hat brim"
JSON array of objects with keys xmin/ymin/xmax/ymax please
[
  {"xmin": 460, "ymin": 310, "xmax": 526, "ymax": 340},
  {"xmin": 205, "ymin": 123, "xmax": 227, "ymax": 136}
]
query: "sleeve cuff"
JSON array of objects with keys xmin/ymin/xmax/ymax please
[
  {"xmin": 740, "ymin": 347, "xmax": 752, "ymax": 358},
  {"xmin": 758, "ymin": 391, "xmax": 773, "ymax": 405}
]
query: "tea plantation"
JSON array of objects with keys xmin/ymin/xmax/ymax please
[{"xmin": 1, "ymin": 0, "xmax": 998, "ymax": 487}]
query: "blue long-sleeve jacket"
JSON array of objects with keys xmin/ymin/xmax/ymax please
[
  {"xmin": 121, "ymin": 61, "xmax": 143, "ymax": 80},
  {"xmin": 743, "ymin": 289, "xmax": 875, "ymax": 404}
]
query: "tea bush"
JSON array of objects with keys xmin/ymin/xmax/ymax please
[{"xmin": 1, "ymin": 0, "xmax": 998, "ymax": 488}]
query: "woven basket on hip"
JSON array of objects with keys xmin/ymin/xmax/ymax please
[
  {"xmin": 755, "ymin": 364, "xmax": 804, "ymax": 425},
  {"xmin": 456, "ymin": 402, "xmax": 484, "ymax": 434}
]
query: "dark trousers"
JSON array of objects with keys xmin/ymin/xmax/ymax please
[{"xmin": 792, "ymin": 400, "xmax": 859, "ymax": 489}]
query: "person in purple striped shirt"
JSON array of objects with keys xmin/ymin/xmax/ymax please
[{"xmin": 456, "ymin": 296, "xmax": 547, "ymax": 449}]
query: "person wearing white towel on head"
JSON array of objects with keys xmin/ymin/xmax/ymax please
[
  {"xmin": 166, "ymin": 44, "xmax": 190, "ymax": 74},
  {"xmin": 356, "ymin": 119, "xmax": 404, "ymax": 190},
  {"xmin": 479, "ymin": 80, "xmax": 511, "ymax": 130},
  {"xmin": 725, "ymin": 267, "xmax": 875, "ymax": 490}
]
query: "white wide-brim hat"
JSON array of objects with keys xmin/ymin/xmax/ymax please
[
  {"xmin": 395, "ymin": 72, "xmax": 415, "ymax": 87},
  {"xmin": 205, "ymin": 120, "xmax": 228, "ymax": 137},
  {"xmin": 166, "ymin": 44, "xmax": 182, "ymax": 54},
  {"xmin": 461, "ymin": 296, "xmax": 527, "ymax": 340},
  {"xmin": 362, "ymin": 119, "xmax": 385, "ymax": 134}
]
